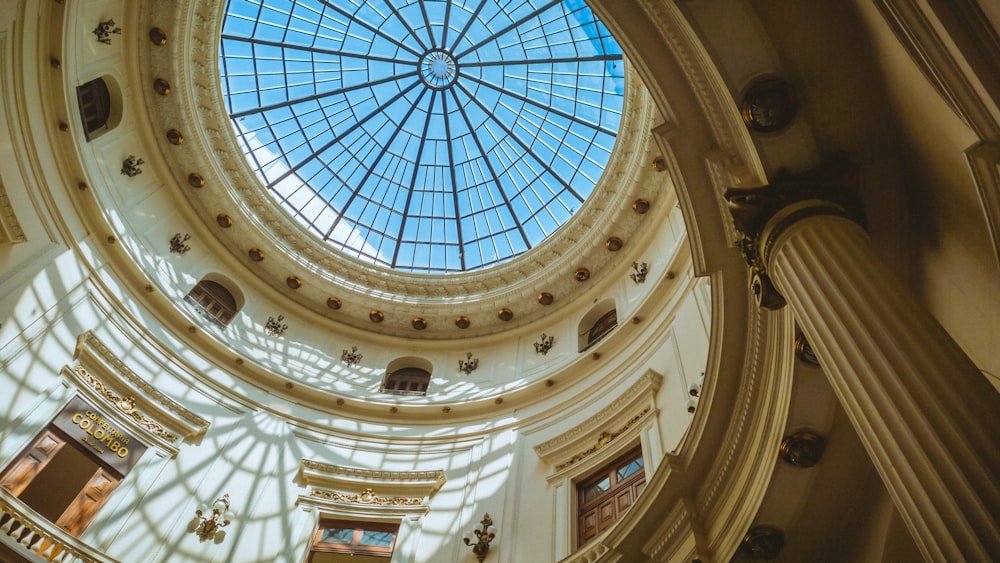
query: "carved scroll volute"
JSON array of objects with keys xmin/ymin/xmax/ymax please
[{"xmin": 724, "ymin": 157, "xmax": 865, "ymax": 310}]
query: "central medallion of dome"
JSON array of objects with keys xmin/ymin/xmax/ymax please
[
  {"xmin": 421, "ymin": 50, "xmax": 457, "ymax": 89},
  {"xmin": 220, "ymin": 0, "xmax": 624, "ymax": 274}
]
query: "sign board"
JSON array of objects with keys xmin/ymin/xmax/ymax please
[{"xmin": 52, "ymin": 396, "xmax": 148, "ymax": 475}]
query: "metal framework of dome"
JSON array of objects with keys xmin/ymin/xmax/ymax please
[{"xmin": 220, "ymin": 0, "xmax": 624, "ymax": 273}]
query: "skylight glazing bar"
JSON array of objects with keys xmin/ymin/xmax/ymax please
[
  {"xmin": 322, "ymin": 87, "xmax": 430, "ymax": 239},
  {"xmin": 221, "ymin": 0, "xmax": 624, "ymax": 273},
  {"xmin": 449, "ymin": 88, "xmax": 531, "ymax": 250}
]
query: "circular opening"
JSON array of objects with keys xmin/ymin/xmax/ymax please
[{"xmin": 219, "ymin": 0, "xmax": 626, "ymax": 274}]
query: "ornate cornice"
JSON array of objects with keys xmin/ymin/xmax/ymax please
[
  {"xmin": 298, "ymin": 459, "xmax": 446, "ymax": 503},
  {"xmin": 72, "ymin": 331, "xmax": 210, "ymax": 443},
  {"xmin": 74, "ymin": 366, "xmax": 177, "ymax": 442},
  {"xmin": 555, "ymin": 407, "xmax": 650, "ymax": 471},
  {"xmin": 300, "ymin": 460, "xmax": 446, "ymax": 488},
  {"xmin": 534, "ymin": 370, "xmax": 661, "ymax": 468}
]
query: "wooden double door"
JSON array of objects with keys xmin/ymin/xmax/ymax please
[{"xmin": 0, "ymin": 427, "xmax": 122, "ymax": 536}]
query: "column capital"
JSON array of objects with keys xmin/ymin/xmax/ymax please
[{"xmin": 723, "ymin": 157, "xmax": 865, "ymax": 309}]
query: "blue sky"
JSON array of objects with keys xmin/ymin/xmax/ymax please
[{"xmin": 220, "ymin": 0, "xmax": 624, "ymax": 273}]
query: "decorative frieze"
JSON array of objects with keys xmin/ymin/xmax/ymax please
[
  {"xmin": 310, "ymin": 487, "xmax": 422, "ymax": 507},
  {"xmin": 0, "ymin": 179, "xmax": 26, "ymax": 244},
  {"xmin": 534, "ymin": 370, "xmax": 661, "ymax": 470},
  {"xmin": 555, "ymin": 407, "xmax": 650, "ymax": 471},
  {"xmin": 75, "ymin": 366, "xmax": 176, "ymax": 442}
]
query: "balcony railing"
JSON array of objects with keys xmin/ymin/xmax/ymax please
[{"xmin": 0, "ymin": 488, "xmax": 118, "ymax": 562}]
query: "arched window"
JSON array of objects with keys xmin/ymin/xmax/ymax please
[
  {"xmin": 76, "ymin": 77, "xmax": 115, "ymax": 140},
  {"xmin": 185, "ymin": 279, "xmax": 240, "ymax": 328},
  {"xmin": 578, "ymin": 300, "xmax": 618, "ymax": 352},
  {"xmin": 381, "ymin": 367, "xmax": 431, "ymax": 396}
]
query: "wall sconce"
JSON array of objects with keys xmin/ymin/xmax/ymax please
[
  {"xmin": 459, "ymin": 352, "xmax": 479, "ymax": 374},
  {"xmin": 264, "ymin": 315, "xmax": 287, "ymax": 337},
  {"xmin": 533, "ymin": 334, "xmax": 555, "ymax": 355},
  {"xmin": 121, "ymin": 155, "xmax": 144, "ymax": 177},
  {"xmin": 630, "ymin": 261, "xmax": 649, "ymax": 284},
  {"xmin": 93, "ymin": 19, "xmax": 122, "ymax": 45},
  {"xmin": 342, "ymin": 346, "xmax": 363, "ymax": 367},
  {"xmin": 191, "ymin": 494, "xmax": 234, "ymax": 543},
  {"xmin": 169, "ymin": 233, "xmax": 191, "ymax": 255},
  {"xmin": 463, "ymin": 513, "xmax": 497, "ymax": 562}
]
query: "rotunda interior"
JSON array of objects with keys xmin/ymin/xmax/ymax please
[{"xmin": 0, "ymin": 0, "xmax": 998, "ymax": 562}]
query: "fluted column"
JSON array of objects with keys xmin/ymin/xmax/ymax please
[{"xmin": 726, "ymin": 160, "xmax": 1000, "ymax": 562}]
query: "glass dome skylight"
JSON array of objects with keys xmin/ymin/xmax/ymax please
[{"xmin": 220, "ymin": 0, "xmax": 624, "ymax": 273}]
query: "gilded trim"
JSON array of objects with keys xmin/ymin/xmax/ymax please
[
  {"xmin": 75, "ymin": 366, "xmax": 177, "ymax": 441},
  {"xmin": 310, "ymin": 487, "xmax": 422, "ymax": 507}
]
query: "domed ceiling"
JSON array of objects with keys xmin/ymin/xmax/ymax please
[
  {"xmin": 145, "ymin": 0, "xmax": 664, "ymax": 339},
  {"xmin": 219, "ymin": 0, "xmax": 626, "ymax": 274}
]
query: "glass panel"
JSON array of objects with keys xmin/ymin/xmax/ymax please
[
  {"xmin": 319, "ymin": 527, "xmax": 355, "ymax": 544},
  {"xmin": 359, "ymin": 530, "xmax": 395, "ymax": 547},
  {"xmin": 220, "ymin": 0, "xmax": 624, "ymax": 273},
  {"xmin": 616, "ymin": 456, "xmax": 644, "ymax": 481},
  {"xmin": 582, "ymin": 476, "xmax": 611, "ymax": 503}
]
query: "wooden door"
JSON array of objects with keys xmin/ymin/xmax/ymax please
[
  {"xmin": 55, "ymin": 467, "xmax": 120, "ymax": 536},
  {"xmin": 0, "ymin": 430, "xmax": 66, "ymax": 496}
]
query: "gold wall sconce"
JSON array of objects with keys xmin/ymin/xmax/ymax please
[
  {"xmin": 120, "ymin": 155, "xmax": 144, "ymax": 177},
  {"xmin": 459, "ymin": 352, "xmax": 479, "ymax": 374},
  {"xmin": 169, "ymin": 233, "xmax": 191, "ymax": 255},
  {"xmin": 190, "ymin": 494, "xmax": 235, "ymax": 543},
  {"xmin": 93, "ymin": 19, "xmax": 122, "ymax": 45},
  {"xmin": 534, "ymin": 334, "xmax": 555, "ymax": 355},
  {"xmin": 264, "ymin": 315, "xmax": 287, "ymax": 337},
  {"xmin": 342, "ymin": 346, "xmax": 363, "ymax": 367},
  {"xmin": 463, "ymin": 513, "xmax": 497, "ymax": 562}
]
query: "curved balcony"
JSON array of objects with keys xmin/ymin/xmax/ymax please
[{"xmin": 0, "ymin": 489, "xmax": 117, "ymax": 563}]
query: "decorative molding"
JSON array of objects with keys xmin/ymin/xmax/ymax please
[
  {"xmin": 636, "ymin": 0, "xmax": 763, "ymax": 181},
  {"xmin": 297, "ymin": 460, "xmax": 444, "ymax": 518},
  {"xmin": 875, "ymin": 1, "xmax": 1000, "ymax": 266},
  {"xmin": 74, "ymin": 366, "xmax": 176, "ymax": 442},
  {"xmin": 310, "ymin": 487, "xmax": 422, "ymax": 507},
  {"xmin": 966, "ymin": 141, "xmax": 1000, "ymax": 267},
  {"xmin": 300, "ymin": 460, "xmax": 446, "ymax": 488},
  {"xmin": 71, "ymin": 331, "xmax": 210, "ymax": 448},
  {"xmin": 0, "ymin": 178, "xmax": 26, "ymax": 244},
  {"xmin": 555, "ymin": 407, "xmax": 650, "ymax": 471},
  {"xmin": 534, "ymin": 370, "xmax": 661, "ymax": 469},
  {"xmin": 642, "ymin": 501, "xmax": 693, "ymax": 561},
  {"xmin": 142, "ymin": 0, "xmax": 663, "ymax": 338},
  {"xmin": 298, "ymin": 459, "xmax": 446, "ymax": 502},
  {"xmin": 875, "ymin": 0, "xmax": 1000, "ymax": 139},
  {"xmin": 563, "ymin": 542, "xmax": 613, "ymax": 563},
  {"xmin": 724, "ymin": 158, "xmax": 863, "ymax": 309}
]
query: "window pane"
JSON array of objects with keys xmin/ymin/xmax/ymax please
[
  {"xmin": 359, "ymin": 530, "xmax": 395, "ymax": 547},
  {"xmin": 617, "ymin": 456, "xmax": 644, "ymax": 481},
  {"xmin": 583, "ymin": 476, "xmax": 611, "ymax": 503},
  {"xmin": 319, "ymin": 527, "xmax": 355, "ymax": 544},
  {"xmin": 220, "ymin": 0, "xmax": 624, "ymax": 273}
]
